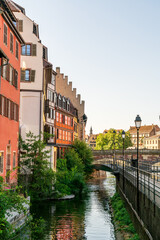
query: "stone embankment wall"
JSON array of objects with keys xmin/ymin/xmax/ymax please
[{"xmin": 116, "ymin": 174, "xmax": 160, "ymax": 240}]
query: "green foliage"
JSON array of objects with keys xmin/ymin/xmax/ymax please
[
  {"xmin": 111, "ymin": 192, "xmax": 140, "ymax": 240},
  {"xmin": 55, "ymin": 147, "xmax": 88, "ymax": 197},
  {"xmin": 95, "ymin": 129, "xmax": 133, "ymax": 150},
  {"xmin": 73, "ymin": 139, "xmax": 94, "ymax": 178},
  {"xmin": 0, "ymin": 177, "xmax": 28, "ymax": 240},
  {"xmin": 19, "ymin": 132, "xmax": 55, "ymax": 200},
  {"xmin": 30, "ymin": 217, "xmax": 46, "ymax": 240}
]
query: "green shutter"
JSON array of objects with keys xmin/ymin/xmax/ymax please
[
  {"xmin": 30, "ymin": 70, "xmax": 35, "ymax": 82},
  {"xmin": 32, "ymin": 44, "xmax": 37, "ymax": 56},
  {"xmin": 21, "ymin": 69, "xmax": 25, "ymax": 81}
]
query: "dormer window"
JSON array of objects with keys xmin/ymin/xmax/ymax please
[
  {"xmin": 43, "ymin": 46, "xmax": 48, "ymax": 60},
  {"xmin": 63, "ymin": 98, "xmax": 65, "ymax": 109},
  {"xmin": 67, "ymin": 100, "xmax": 70, "ymax": 111},
  {"xmin": 33, "ymin": 23, "xmax": 37, "ymax": 35},
  {"xmin": 51, "ymin": 74, "xmax": 55, "ymax": 85},
  {"xmin": 58, "ymin": 95, "xmax": 61, "ymax": 107}
]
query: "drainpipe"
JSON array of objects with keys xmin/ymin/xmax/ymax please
[{"xmin": 39, "ymin": 92, "xmax": 42, "ymax": 137}]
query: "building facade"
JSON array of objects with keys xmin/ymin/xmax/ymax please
[
  {"xmin": 0, "ymin": 0, "xmax": 24, "ymax": 184},
  {"xmin": 43, "ymin": 58, "xmax": 57, "ymax": 170},
  {"xmin": 9, "ymin": 1, "xmax": 44, "ymax": 139},
  {"xmin": 144, "ymin": 135, "xmax": 160, "ymax": 149},
  {"xmin": 129, "ymin": 125, "xmax": 160, "ymax": 149},
  {"xmin": 55, "ymin": 93, "xmax": 77, "ymax": 158},
  {"xmin": 55, "ymin": 67, "xmax": 87, "ymax": 140}
]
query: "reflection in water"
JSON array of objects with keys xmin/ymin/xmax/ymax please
[{"xmin": 30, "ymin": 172, "xmax": 116, "ymax": 240}]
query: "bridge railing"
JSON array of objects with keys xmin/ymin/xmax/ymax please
[{"xmin": 94, "ymin": 158, "xmax": 160, "ymax": 208}]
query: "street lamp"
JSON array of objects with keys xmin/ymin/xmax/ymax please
[
  {"xmin": 122, "ymin": 130, "xmax": 125, "ymax": 191},
  {"xmin": 135, "ymin": 114, "xmax": 142, "ymax": 212},
  {"xmin": 113, "ymin": 130, "xmax": 116, "ymax": 169}
]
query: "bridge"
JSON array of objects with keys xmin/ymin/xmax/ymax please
[{"xmin": 92, "ymin": 150, "xmax": 160, "ymax": 240}]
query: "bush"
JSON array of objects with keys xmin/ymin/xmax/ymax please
[{"xmin": 111, "ymin": 192, "xmax": 140, "ymax": 239}]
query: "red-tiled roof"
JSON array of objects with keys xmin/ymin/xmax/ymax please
[{"xmin": 129, "ymin": 125, "xmax": 160, "ymax": 134}]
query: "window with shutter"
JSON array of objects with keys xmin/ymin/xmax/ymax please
[
  {"xmin": 0, "ymin": 152, "xmax": 4, "ymax": 173},
  {"xmin": 16, "ymin": 41, "xmax": 19, "ymax": 59},
  {"xmin": 4, "ymin": 23, "xmax": 7, "ymax": 45},
  {"xmin": 16, "ymin": 104, "xmax": 19, "ymax": 121},
  {"xmin": 10, "ymin": 33, "xmax": 13, "ymax": 52},
  {"xmin": 1, "ymin": 97, "xmax": 4, "ymax": 116},
  {"xmin": 18, "ymin": 20, "xmax": 23, "ymax": 32},
  {"xmin": 21, "ymin": 69, "xmax": 25, "ymax": 81},
  {"xmin": 57, "ymin": 129, "xmax": 59, "ymax": 139},
  {"xmin": 13, "ymin": 152, "xmax": 16, "ymax": 168},
  {"xmin": 32, "ymin": 44, "xmax": 37, "ymax": 56},
  {"xmin": 30, "ymin": 70, "xmax": 35, "ymax": 82},
  {"xmin": 14, "ymin": 71, "xmax": 18, "ymax": 89}
]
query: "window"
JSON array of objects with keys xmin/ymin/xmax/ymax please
[
  {"xmin": 60, "ymin": 114, "xmax": 62, "ymax": 123},
  {"xmin": 0, "ymin": 152, "xmax": 4, "ymax": 173},
  {"xmin": 16, "ymin": 41, "xmax": 19, "ymax": 59},
  {"xmin": 51, "ymin": 74, "xmax": 55, "ymax": 85},
  {"xmin": 21, "ymin": 69, "xmax": 35, "ymax": 82},
  {"xmin": 68, "ymin": 117, "xmax": 71, "ymax": 126},
  {"xmin": 13, "ymin": 152, "xmax": 16, "ymax": 168},
  {"xmin": 10, "ymin": 32, "xmax": 13, "ymax": 52},
  {"xmin": 4, "ymin": 23, "xmax": 7, "ymax": 45},
  {"xmin": 59, "ymin": 130, "xmax": 62, "ymax": 140},
  {"xmin": 25, "ymin": 70, "xmax": 30, "ymax": 81},
  {"xmin": 0, "ymin": 95, "xmax": 19, "ymax": 122},
  {"xmin": 2, "ymin": 59, "xmax": 8, "ymax": 80},
  {"xmin": 33, "ymin": 23, "xmax": 37, "ymax": 35},
  {"xmin": 6, "ymin": 146, "xmax": 11, "ymax": 170},
  {"xmin": 56, "ymin": 112, "xmax": 59, "ymax": 122},
  {"xmin": 65, "ymin": 116, "xmax": 67, "ymax": 125},
  {"xmin": 71, "ymin": 118, "xmax": 73, "ymax": 127},
  {"xmin": 62, "ymin": 115, "xmax": 65, "ymax": 124},
  {"xmin": 63, "ymin": 131, "xmax": 65, "ymax": 140},
  {"xmin": 22, "ymin": 44, "xmax": 31, "ymax": 55},
  {"xmin": 43, "ymin": 46, "xmax": 48, "ymax": 60},
  {"xmin": 57, "ymin": 129, "xmax": 59, "ymax": 139}
]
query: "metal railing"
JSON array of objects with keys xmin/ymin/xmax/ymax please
[{"xmin": 94, "ymin": 158, "xmax": 160, "ymax": 208}]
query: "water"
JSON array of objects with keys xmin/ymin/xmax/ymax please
[{"xmin": 30, "ymin": 173, "xmax": 116, "ymax": 240}]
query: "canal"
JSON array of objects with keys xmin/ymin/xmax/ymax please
[{"xmin": 29, "ymin": 172, "xmax": 116, "ymax": 240}]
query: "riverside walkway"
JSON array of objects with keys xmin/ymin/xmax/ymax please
[{"xmin": 93, "ymin": 157, "xmax": 160, "ymax": 208}]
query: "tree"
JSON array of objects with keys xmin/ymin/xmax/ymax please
[
  {"xmin": 95, "ymin": 129, "xmax": 132, "ymax": 150},
  {"xmin": 55, "ymin": 149, "xmax": 85, "ymax": 196},
  {"xmin": 95, "ymin": 133, "xmax": 109, "ymax": 150},
  {"xmin": 19, "ymin": 132, "xmax": 55, "ymax": 200},
  {"xmin": 73, "ymin": 139, "xmax": 93, "ymax": 178}
]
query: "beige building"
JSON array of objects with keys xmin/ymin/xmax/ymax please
[
  {"xmin": 8, "ymin": 1, "xmax": 44, "ymax": 138},
  {"xmin": 56, "ymin": 67, "xmax": 87, "ymax": 140},
  {"xmin": 144, "ymin": 135, "xmax": 160, "ymax": 149},
  {"xmin": 129, "ymin": 125, "xmax": 160, "ymax": 149}
]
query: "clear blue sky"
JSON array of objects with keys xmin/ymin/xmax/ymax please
[{"xmin": 14, "ymin": 0, "xmax": 160, "ymax": 134}]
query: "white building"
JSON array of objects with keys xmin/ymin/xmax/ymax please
[{"xmin": 8, "ymin": 0, "xmax": 44, "ymax": 138}]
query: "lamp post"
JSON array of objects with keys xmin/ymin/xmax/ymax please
[
  {"xmin": 135, "ymin": 114, "xmax": 142, "ymax": 213},
  {"xmin": 122, "ymin": 130, "xmax": 125, "ymax": 191},
  {"xmin": 113, "ymin": 130, "xmax": 116, "ymax": 169}
]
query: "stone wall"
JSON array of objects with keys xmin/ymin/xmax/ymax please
[{"xmin": 116, "ymin": 173, "xmax": 160, "ymax": 240}]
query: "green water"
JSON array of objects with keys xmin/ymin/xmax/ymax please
[{"xmin": 30, "ymin": 173, "xmax": 116, "ymax": 240}]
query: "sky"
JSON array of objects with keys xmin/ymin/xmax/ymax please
[{"xmin": 14, "ymin": 0, "xmax": 160, "ymax": 134}]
